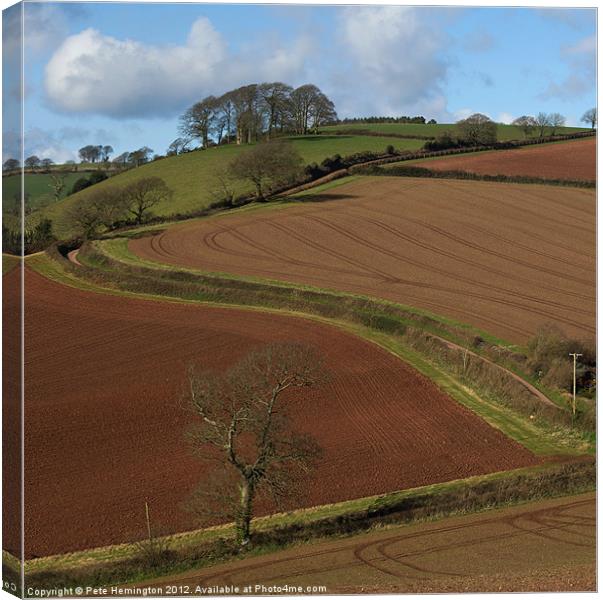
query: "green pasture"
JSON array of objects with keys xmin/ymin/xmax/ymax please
[{"xmin": 2, "ymin": 172, "xmax": 83, "ymax": 214}]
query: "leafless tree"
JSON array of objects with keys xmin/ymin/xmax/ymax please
[
  {"xmin": 122, "ymin": 176, "xmax": 173, "ymax": 224},
  {"xmin": 208, "ymin": 165, "xmax": 237, "ymax": 206},
  {"xmin": 180, "ymin": 96, "xmax": 219, "ymax": 148},
  {"xmin": 228, "ymin": 140, "xmax": 303, "ymax": 200},
  {"xmin": 66, "ymin": 186, "xmax": 127, "ymax": 237},
  {"xmin": 48, "ymin": 172, "xmax": 67, "ymax": 201},
  {"xmin": 258, "ymin": 82, "xmax": 293, "ymax": 139},
  {"xmin": 549, "ymin": 112, "xmax": 566, "ymax": 136},
  {"xmin": 512, "ymin": 115, "xmax": 537, "ymax": 137},
  {"xmin": 581, "ymin": 108, "xmax": 597, "ymax": 129},
  {"xmin": 185, "ymin": 342, "xmax": 328, "ymax": 545},
  {"xmin": 535, "ymin": 112, "xmax": 552, "ymax": 137}
]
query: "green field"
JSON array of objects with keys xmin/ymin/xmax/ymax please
[
  {"xmin": 320, "ymin": 122, "xmax": 589, "ymax": 140},
  {"xmin": 39, "ymin": 134, "xmax": 424, "ymax": 238},
  {"xmin": 2, "ymin": 172, "xmax": 84, "ymax": 214}
]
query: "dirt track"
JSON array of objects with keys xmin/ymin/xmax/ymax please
[
  {"xmin": 9, "ymin": 267, "xmax": 540, "ymax": 557},
  {"xmin": 416, "ymin": 137, "xmax": 596, "ymax": 181},
  {"xmin": 143, "ymin": 493, "xmax": 595, "ymax": 593},
  {"xmin": 131, "ymin": 177, "xmax": 595, "ymax": 343}
]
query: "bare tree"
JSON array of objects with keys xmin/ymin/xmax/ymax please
[
  {"xmin": 66, "ymin": 186, "xmax": 127, "ymax": 237},
  {"xmin": 456, "ymin": 113, "xmax": 497, "ymax": 145},
  {"xmin": 40, "ymin": 158, "xmax": 54, "ymax": 172},
  {"xmin": 228, "ymin": 140, "xmax": 303, "ymax": 200},
  {"xmin": 535, "ymin": 112, "xmax": 551, "ymax": 137},
  {"xmin": 3, "ymin": 158, "xmax": 19, "ymax": 171},
  {"xmin": 185, "ymin": 342, "xmax": 327, "ymax": 545},
  {"xmin": 208, "ymin": 165, "xmax": 237, "ymax": 206},
  {"xmin": 24, "ymin": 155, "xmax": 41, "ymax": 170},
  {"xmin": 581, "ymin": 108, "xmax": 597, "ymax": 129},
  {"xmin": 512, "ymin": 115, "xmax": 537, "ymax": 137},
  {"xmin": 180, "ymin": 97, "xmax": 219, "ymax": 148},
  {"xmin": 166, "ymin": 137, "xmax": 192, "ymax": 156},
  {"xmin": 48, "ymin": 173, "xmax": 67, "ymax": 201},
  {"xmin": 258, "ymin": 82, "xmax": 293, "ymax": 139},
  {"xmin": 549, "ymin": 113, "xmax": 566, "ymax": 136},
  {"xmin": 122, "ymin": 176, "xmax": 173, "ymax": 224}
]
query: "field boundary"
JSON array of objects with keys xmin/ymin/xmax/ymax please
[
  {"xmin": 13, "ymin": 457, "xmax": 594, "ymax": 591},
  {"xmin": 40, "ymin": 242, "xmax": 594, "ymax": 444}
]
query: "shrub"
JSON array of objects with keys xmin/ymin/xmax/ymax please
[{"xmin": 386, "ymin": 144, "xmax": 395, "ymax": 155}]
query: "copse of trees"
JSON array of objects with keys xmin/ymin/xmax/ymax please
[
  {"xmin": 179, "ymin": 82, "xmax": 337, "ymax": 149},
  {"xmin": 71, "ymin": 170, "xmax": 109, "ymax": 195},
  {"xmin": 456, "ymin": 113, "xmax": 498, "ymax": 146},
  {"xmin": 227, "ymin": 139, "xmax": 304, "ymax": 200},
  {"xmin": 3, "ymin": 158, "xmax": 19, "ymax": 171},
  {"xmin": 337, "ymin": 116, "xmax": 435, "ymax": 125},
  {"xmin": 66, "ymin": 176, "xmax": 173, "ymax": 237},
  {"xmin": 78, "ymin": 144, "xmax": 114, "ymax": 163}
]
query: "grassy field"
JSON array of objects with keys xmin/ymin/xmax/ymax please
[
  {"xmin": 2, "ymin": 172, "xmax": 83, "ymax": 214},
  {"xmin": 320, "ymin": 122, "xmax": 590, "ymax": 140},
  {"xmin": 37, "ymin": 134, "xmax": 423, "ymax": 238}
]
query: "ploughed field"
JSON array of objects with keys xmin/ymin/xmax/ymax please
[
  {"xmin": 409, "ymin": 137, "xmax": 595, "ymax": 181},
  {"xmin": 149, "ymin": 493, "xmax": 595, "ymax": 593},
  {"xmin": 11, "ymin": 268, "xmax": 539, "ymax": 557},
  {"xmin": 131, "ymin": 177, "xmax": 596, "ymax": 344}
]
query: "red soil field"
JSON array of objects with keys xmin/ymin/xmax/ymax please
[
  {"xmin": 414, "ymin": 138, "xmax": 596, "ymax": 181},
  {"xmin": 9, "ymin": 268, "xmax": 539, "ymax": 557},
  {"xmin": 131, "ymin": 177, "xmax": 595, "ymax": 344},
  {"xmin": 147, "ymin": 493, "xmax": 595, "ymax": 593}
]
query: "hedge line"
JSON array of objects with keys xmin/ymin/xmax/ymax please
[
  {"xmin": 351, "ymin": 164, "xmax": 596, "ymax": 189},
  {"xmin": 23, "ymin": 456, "xmax": 595, "ymax": 591}
]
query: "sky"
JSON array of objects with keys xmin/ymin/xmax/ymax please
[{"xmin": 2, "ymin": 2, "xmax": 597, "ymax": 162}]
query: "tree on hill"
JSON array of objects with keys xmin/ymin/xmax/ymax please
[
  {"xmin": 185, "ymin": 342, "xmax": 327, "ymax": 545},
  {"xmin": 258, "ymin": 82, "xmax": 293, "ymax": 139},
  {"xmin": 40, "ymin": 158, "xmax": 54, "ymax": 172},
  {"xmin": 581, "ymin": 108, "xmax": 597, "ymax": 129},
  {"xmin": 166, "ymin": 137, "xmax": 192, "ymax": 156},
  {"xmin": 512, "ymin": 115, "xmax": 537, "ymax": 137},
  {"xmin": 535, "ymin": 112, "xmax": 551, "ymax": 137},
  {"xmin": 122, "ymin": 176, "xmax": 172, "ymax": 224},
  {"xmin": 66, "ymin": 187, "xmax": 127, "ymax": 238},
  {"xmin": 78, "ymin": 145, "xmax": 102, "ymax": 163},
  {"xmin": 456, "ymin": 113, "xmax": 497, "ymax": 145},
  {"xmin": 228, "ymin": 139, "xmax": 303, "ymax": 200},
  {"xmin": 24, "ymin": 155, "xmax": 41, "ymax": 170},
  {"xmin": 180, "ymin": 96, "xmax": 219, "ymax": 148},
  {"xmin": 101, "ymin": 145, "xmax": 114, "ymax": 162},
  {"xmin": 549, "ymin": 113, "xmax": 566, "ymax": 136},
  {"xmin": 129, "ymin": 147, "xmax": 153, "ymax": 167},
  {"xmin": 3, "ymin": 158, "xmax": 19, "ymax": 171}
]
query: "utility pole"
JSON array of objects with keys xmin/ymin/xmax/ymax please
[{"xmin": 568, "ymin": 353, "xmax": 583, "ymax": 421}]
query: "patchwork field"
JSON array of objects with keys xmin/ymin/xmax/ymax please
[
  {"xmin": 11, "ymin": 267, "xmax": 539, "ymax": 557},
  {"xmin": 130, "ymin": 177, "xmax": 595, "ymax": 344},
  {"xmin": 405, "ymin": 137, "xmax": 595, "ymax": 181},
  {"xmin": 147, "ymin": 493, "xmax": 595, "ymax": 593}
]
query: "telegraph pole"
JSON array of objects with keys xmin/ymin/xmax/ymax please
[{"xmin": 568, "ymin": 352, "xmax": 583, "ymax": 421}]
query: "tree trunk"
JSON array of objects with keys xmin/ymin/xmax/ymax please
[{"xmin": 236, "ymin": 478, "xmax": 254, "ymax": 545}]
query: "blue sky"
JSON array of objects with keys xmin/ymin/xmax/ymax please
[{"xmin": 2, "ymin": 2, "xmax": 597, "ymax": 162}]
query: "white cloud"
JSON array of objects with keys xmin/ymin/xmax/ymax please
[
  {"xmin": 538, "ymin": 34, "xmax": 595, "ymax": 102},
  {"xmin": 497, "ymin": 112, "xmax": 515, "ymax": 125},
  {"xmin": 44, "ymin": 18, "xmax": 313, "ymax": 119},
  {"xmin": 336, "ymin": 7, "xmax": 448, "ymax": 118}
]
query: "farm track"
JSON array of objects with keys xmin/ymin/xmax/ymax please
[
  {"xmin": 131, "ymin": 178, "xmax": 595, "ymax": 343},
  {"xmin": 140, "ymin": 493, "xmax": 595, "ymax": 593},
  {"xmin": 411, "ymin": 137, "xmax": 595, "ymax": 181},
  {"xmin": 11, "ymin": 267, "xmax": 540, "ymax": 557}
]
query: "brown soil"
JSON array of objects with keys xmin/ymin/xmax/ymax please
[
  {"xmin": 417, "ymin": 137, "xmax": 596, "ymax": 181},
  {"xmin": 8, "ymin": 268, "xmax": 539, "ymax": 557},
  {"xmin": 130, "ymin": 177, "xmax": 595, "ymax": 344},
  {"xmin": 144, "ymin": 493, "xmax": 595, "ymax": 593}
]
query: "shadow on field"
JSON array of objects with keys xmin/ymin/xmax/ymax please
[{"xmin": 295, "ymin": 193, "xmax": 356, "ymax": 203}]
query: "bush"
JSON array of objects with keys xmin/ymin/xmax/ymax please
[{"xmin": 386, "ymin": 144, "xmax": 395, "ymax": 155}]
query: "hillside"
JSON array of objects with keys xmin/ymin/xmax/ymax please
[
  {"xmin": 320, "ymin": 122, "xmax": 590, "ymax": 140},
  {"xmin": 39, "ymin": 134, "xmax": 424, "ymax": 238}
]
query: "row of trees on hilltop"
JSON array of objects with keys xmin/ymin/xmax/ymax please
[
  {"xmin": 337, "ymin": 116, "xmax": 437, "ymax": 125},
  {"xmin": 176, "ymin": 83, "xmax": 337, "ymax": 151}
]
